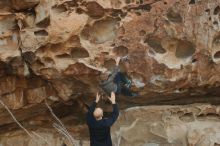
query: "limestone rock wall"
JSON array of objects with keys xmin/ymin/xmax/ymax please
[
  {"xmin": 0, "ymin": 0, "xmax": 220, "ymax": 105},
  {"xmin": 0, "ymin": 0, "xmax": 220, "ymax": 145},
  {"xmin": 112, "ymin": 104, "xmax": 220, "ymax": 146},
  {"xmin": 0, "ymin": 104, "xmax": 220, "ymax": 146}
]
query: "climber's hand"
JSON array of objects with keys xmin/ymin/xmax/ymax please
[
  {"xmin": 115, "ymin": 57, "xmax": 121, "ymax": 66},
  {"xmin": 95, "ymin": 92, "xmax": 101, "ymax": 103},
  {"xmin": 108, "ymin": 92, "xmax": 116, "ymax": 104}
]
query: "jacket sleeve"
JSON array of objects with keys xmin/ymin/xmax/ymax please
[
  {"xmin": 86, "ymin": 101, "xmax": 97, "ymax": 123},
  {"xmin": 104, "ymin": 103, "xmax": 119, "ymax": 127}
]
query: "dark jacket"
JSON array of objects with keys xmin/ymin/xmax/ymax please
[
  {"xmin": 100, "ymin": 66, "xmax": 119, "ymax": 95},
  {"xmin": 86, "ymin": 102, "xmax": 119, "ymax": 146}
]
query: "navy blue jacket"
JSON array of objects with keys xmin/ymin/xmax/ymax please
[{"xmin": 86, "ymin": 102, "xmax": 119, "ymax": 146}]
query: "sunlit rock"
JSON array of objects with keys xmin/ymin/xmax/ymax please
[{"xmin": 0, "ymin": 0, "xmax": 219, "ymax": 145}]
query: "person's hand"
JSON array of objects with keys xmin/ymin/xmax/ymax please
[
  {"xmin": 95, "ymin": 92, "xmax": 101, "ymax": 103},
  {"xmin": 108, "ymin": 92, "xmax": 116, "ymax": 104},
  {"xmin": 115, "ymin": 57, "xmax": 121, "ymax": 66}
]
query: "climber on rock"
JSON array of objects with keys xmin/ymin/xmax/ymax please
[
  {"xmin": 86, "ymin": 92, "xmax": 119, "ymax": 146},
  {"xmin": 99, "ymin": 56, "xmax": 138, "ymax": 97}
]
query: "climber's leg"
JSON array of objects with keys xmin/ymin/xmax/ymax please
[
  {"xmin": 114, "ymin": 72, "xmax": 122, "ymax": 94},
  {"xmin": 116, "ymin": 72, "xmax": 132, "ymax": 88}
]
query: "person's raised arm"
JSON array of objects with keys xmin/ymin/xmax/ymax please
[
  {"xmin": 104, "ymin": 92, "xmax": 119, "ymax": 127},
  {"xmin": 86, "ymin": 92, "xmax": 102, "ymax": 124},
  {"xmin": 87, "ymin": 92, "xmax": 101, "ymax": 114}
]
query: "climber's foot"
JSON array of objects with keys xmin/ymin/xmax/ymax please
[
  {"xmin": 125, "ymin": 80, "xmax": 132, "ymax": 88},
  {"xmin": 129, "ymin": 92, "xmax": 138, "ymax": 98}
]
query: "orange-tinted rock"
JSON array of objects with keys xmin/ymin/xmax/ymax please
[
  {"xmin": 1, "ymin": 88, "xmax": 25, "ymax": 109},
  {"xmin": 25, "ymin": 86, "xmax": 46, "ymax": 104},
  {"xmin": 0, "ymin": 76, "xmax": 18, "ymax": 95},
  {"xmin": 0, "ymin": 0, "xmax": 220, "ymax": 145},
  {"xmin": 63, "ymin": 63, "xmax": 100, "ymax": 76},
  {"xmin": 11, "ymin": 0, "xmax": 39, "ymax": 10},
  {"xmin": 0, "ymin": 0, "xmax": 220, "ymax": 112},
  {"xmin": 86, "ymin": 1, "xmax": 105, "ymax": 19}
]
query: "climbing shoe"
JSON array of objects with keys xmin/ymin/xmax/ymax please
[{"xmin": 130, "ymin": 92, "xmax": 138, "ymax": 98}]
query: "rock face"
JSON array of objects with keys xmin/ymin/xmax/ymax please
[
  {"xmin": 0, "ymin": 0, "xmax": 220, "ymax": 145},
  {"xmin": 1, "ymin": 104, "xmax": 220, "ymax": 146},
  {"xmin": 112, "ymin": 104, "xmax": 220, "ymax": 146}
]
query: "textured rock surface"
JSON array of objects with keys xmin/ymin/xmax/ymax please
[
  {"xmin": 112, "ymin": 104, "xmax": 220, "ymax": 146},
  {"xmin": 0, "ymin": 0, "xmax": 220, "ymax": 145},
  {"xmin": 1, "ymin": 0, "xmax": 220, "ymax": 106},
  {"xmin": 0, "ymin": 104, "xmax": 220, "ymax": 146}
]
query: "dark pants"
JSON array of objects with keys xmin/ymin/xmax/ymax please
[{"xmin": 114, "ymin": 72, "xmax": 132, "ymax": 96}]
